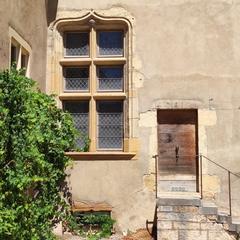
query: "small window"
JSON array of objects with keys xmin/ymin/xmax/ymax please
[
  {"xmin": 97, "ymin": 31, "xmax": 124, "ymax": 56},
  {"xmin": 64, "ymin": 67, "xmax": 89, "ymax": 91},
  {"xmin": 10, "ymin": 39, "xmax": 30, "ymax": 76},
  {"xmin": 65, "ymin": 32, "xmax": 89, "ymax": 57},
  {"xmin": 97, "ymin": 66, "xmax": 123, "ymax": 92},
  {"xmin": 63, "ymin": 101, "xmax": 89, "ymax": 149},
  {"xmin": 97, "ymin": 101, "xmax": 123, "ymax": 150},
  {"xmin": 9, "ymin": 28, "xmax": 31, "ymax": 76}
]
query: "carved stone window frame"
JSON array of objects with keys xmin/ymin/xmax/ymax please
[{"xmin": 48, "ymin": 11, "xmax": 137, "ymax": 160}]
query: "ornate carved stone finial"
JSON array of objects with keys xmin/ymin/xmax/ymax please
[{"xmin": 89, "ymin": 18, "xmax": 96, "ymax": 27}]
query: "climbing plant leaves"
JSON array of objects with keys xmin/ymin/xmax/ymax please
[{"xmin": 0, "ymin": 68, "xmax": 77, "ymax": 239}]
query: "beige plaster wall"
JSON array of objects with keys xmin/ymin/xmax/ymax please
[
  {"xmin": 49, "ymin": 0, "xmax": 240, "ymax": 233},
  {"xmin": 0, "ymin": 0, "xmax": 48, "ymax": 90}
]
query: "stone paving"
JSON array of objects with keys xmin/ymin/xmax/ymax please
[
  {"xmin": 60, "ymin": 233, "xmax": 123, "ymax": 240},
  {"xmin": 60, "ymin": 230, "xmax": 153, "ymax": 240}
]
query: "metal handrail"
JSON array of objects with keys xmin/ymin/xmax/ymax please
[
  {"xmin": 153, "ymin": 155, "xmax": 158, "ymax": 199},
  {"xmin": 154, "ymin": 153, "xmax": 240, "ymax": 217},
  {"xmin": 199, "ymin": 154, "xmax": 240, "ymax": 216},
  {"xmin": 201, "ymin": 154, "xmax": 240, "ymax": 178}
]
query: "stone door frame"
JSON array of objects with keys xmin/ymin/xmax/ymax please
[{"xmin": 157, "ymin": 109, "xmax": 199, "ymax": 193}]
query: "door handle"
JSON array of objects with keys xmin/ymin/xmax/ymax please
[{"xmin": 175, "ymin": 145, "xmax": 179, "ymax": 163}]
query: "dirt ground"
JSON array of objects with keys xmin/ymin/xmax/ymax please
[{"xmin": 121, "ymin": 229, "xmax": 153, "ymax": 240}]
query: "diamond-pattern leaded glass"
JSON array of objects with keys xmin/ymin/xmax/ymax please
[
  {"xmin": 97, "ymin": 66, "xmax": 123, "ymax": 91},
  {"xmin": 65, "ymin": 32, "xmax": 89, "ymax": 56},
  {"xmin": 63, "ymin": 101, "xmax": 89, "ymax": 149},
  {"xmin": 98, "ymin": 31, "xmax": 123, "ymax": 56},
  {"xmin": 64, "ymin": 67, "xmax": 89, "ymax": 91},
  {"xmin": 97, "ymin": 101, "xmax": 123, "ymax": 149}
]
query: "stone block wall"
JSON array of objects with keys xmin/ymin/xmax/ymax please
[{"xmin": 157, "ymin": 205, "xmax": 236, "ymax": 240}]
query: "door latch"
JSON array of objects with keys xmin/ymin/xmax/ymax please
[{"xmin": 175, "ymin": 145, "xmax": 179, "ymax": 163}]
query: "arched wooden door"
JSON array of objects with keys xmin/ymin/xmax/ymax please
[{"xmin": 157, "ymin": 109, "xmax": 198, "ymax": 193}]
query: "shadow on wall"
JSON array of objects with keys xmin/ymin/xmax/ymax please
[{"xmin": 45, "ymin": 0, "xmax": 58, "ymax": 26}]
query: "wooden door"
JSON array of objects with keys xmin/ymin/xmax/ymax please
[{"xmin": 157, "ymin": 110, "xmax": 198, "ymax": 192}]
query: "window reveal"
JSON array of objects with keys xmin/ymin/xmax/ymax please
[{"xmin": 11, "ymin": 44, "xmax": 18, "ymax": 66}]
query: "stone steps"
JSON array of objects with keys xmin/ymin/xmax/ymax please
[
  {"xmin": 157, "ymin": 194, "xmax": 201, "ymax": 207},
  {"xmin": 157, "ymin": 196, "xmax": 240, "ymax": 240}
]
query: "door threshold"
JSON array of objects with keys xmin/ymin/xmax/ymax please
[
  {"xmin": 158, "ymin": 191, "xmax": 201, "ymax": 199},
  {"xmin": 157, "ymin": 192, "xmax": 201, "ymax": 206},
  {"xmin": 158, "ymin": 174, "xmax": 196, "ymax": 180}
]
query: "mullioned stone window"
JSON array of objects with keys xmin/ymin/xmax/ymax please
[{"xmin": 49, "ymin": 11, "xmax": 138, "ymax": 159}]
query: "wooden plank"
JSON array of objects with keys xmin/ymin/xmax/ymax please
[
  {"xmin": 72, "ymin": 201, "xmax": 112, "ymax": 212},
  {"xmin": 157, "ymin": 109, "xmax": 197, "ymax": 124}
]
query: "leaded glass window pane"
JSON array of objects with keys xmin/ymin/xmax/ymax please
[
  {"xmin": 97, "ymin": 101, "xmax": 123, "ymax": 149},
  {"xmin": 11, "ymin": 45, "xmax": 17, "ymax": 66},
  {"xmin": 63, "ymin": 101, "xmax": 89, "ymax": 149},
  {"xmin": 65, "ymin": 32, "xmax": 89, "ymax": 56},
  {"xmin": 21, "ymin": 54, "xmax": 28, "ymax": 69},
  {"xmin": 97, "ymin": 66, "xmax": 123, "ymax": 91},
  {"xmin": 64, "ymin": 67, "xmax": 89, "ymax": 91},
  {"xmin": 98, "ymin": 31, "xmax": 123, "ymax": 56},
  {"xmin": 20, "ymin": 53, "xmax": 28, "ymax": 76}
]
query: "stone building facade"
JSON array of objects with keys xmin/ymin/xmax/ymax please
[
  {"xmin": 0, "ymin": 0, "xmax": 48, "ymax": 90},
  {"xmin": 1, "ymin": 0, "xmax": 240, "ymax": 239}
]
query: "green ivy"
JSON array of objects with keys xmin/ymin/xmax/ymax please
[
  {"xmin": 0, "ymin": 68, "xmax": 78, "ymax": 239},
  {"xmin": 74, "ymin": 212, "xmax": 115, "ymax": 240},
  {"xmin": 75, "ymin": 133, "xmax": 91, "ymax": 152}
]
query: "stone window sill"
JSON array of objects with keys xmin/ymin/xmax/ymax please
[{"xmin": 65, "ymin": 151, "xmax": 136, "ymax": 161}]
